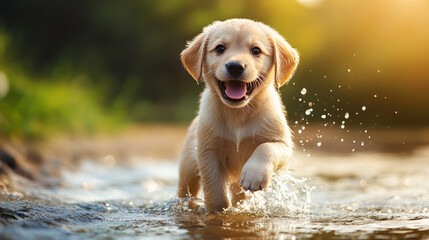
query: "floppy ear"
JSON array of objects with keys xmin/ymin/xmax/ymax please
[
  {"xmin": 270, "ymin": 30, "xmax": 299, "ymax": 87},
  {"xmin": 181, "ymin": 32, "xmax": 208, "ymax": 83}
]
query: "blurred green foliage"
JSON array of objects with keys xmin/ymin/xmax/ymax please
[
  {"xmin": 0, "ymin": 0, "xmax": 428, "ymax": 139},
  {"xmin": 0, "ymin": 64, "xmax": 122, "ymax": 139}
]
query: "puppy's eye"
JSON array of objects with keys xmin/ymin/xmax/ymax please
[
  {"xmin": 215, "ymin": 44, "xmax": 226, "ymax": 54},
  {"xmin": 251, "ymin": 46, "xmax": 262, "ymax": 56}
]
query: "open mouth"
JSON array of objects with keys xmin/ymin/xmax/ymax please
[{"xmin": 217, "ymin": 79, "xmax": 256, "ymax": 102}]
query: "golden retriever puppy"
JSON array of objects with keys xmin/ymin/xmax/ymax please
[{"xmin": 178, "ymin": 19, "xmax": 299, "ymax": 213}]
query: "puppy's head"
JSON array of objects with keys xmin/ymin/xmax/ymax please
[{"xmin": 181, "ymin": 19, "xmax": 299, "ymax": 108}]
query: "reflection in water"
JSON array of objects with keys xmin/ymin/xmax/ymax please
[{"xmin": 1, "ymin": 147, "xmax": 429, "ymax": 239}]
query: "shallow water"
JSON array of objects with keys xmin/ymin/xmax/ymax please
[{"xmin": 1, "ymin": 147, "xmax": 429, "ymax": 239}]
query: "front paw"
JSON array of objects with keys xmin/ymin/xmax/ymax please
[{"xmin": 239, "ymin": 163, "xmax": 273, "ymax": 192}]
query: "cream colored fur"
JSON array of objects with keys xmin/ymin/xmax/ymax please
[{"xmin": 178, "ymin": 19, "xmax": 299, "ymax": 213}]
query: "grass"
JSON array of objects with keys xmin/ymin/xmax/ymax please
[{"xmin": 0, "ymin": 68, "xmax": 124, "ymax": 140}]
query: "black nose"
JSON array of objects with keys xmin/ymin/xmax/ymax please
[{"xmin": 226, "ymin": 62, "xmax": 245, "ymax": 76}]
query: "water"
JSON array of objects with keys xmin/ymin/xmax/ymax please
[{"xmin": 1, "ymin": 146, "xmax": 429, "ymax": 239}]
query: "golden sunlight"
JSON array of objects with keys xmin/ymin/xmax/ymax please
[{"xmin": 297, "ymin": 0, "xmax": 322, "ymax": 7}]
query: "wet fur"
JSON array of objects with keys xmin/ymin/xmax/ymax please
[{"xmin": 178, "ymin": 19, "xmax": 299, "ymax": 213}]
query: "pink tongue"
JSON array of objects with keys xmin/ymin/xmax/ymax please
[{"xmin": 225, "ymin": 81, "xmax": 247, "ymax": 99}]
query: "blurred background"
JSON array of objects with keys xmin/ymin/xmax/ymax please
[{"xmin": 0, "ymin": 0, "xmax": 428, "ymax": 140}]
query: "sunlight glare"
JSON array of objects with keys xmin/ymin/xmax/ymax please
[{"xmin": 297, "ymin": 0, "xmax": 322, "ymax": 8}]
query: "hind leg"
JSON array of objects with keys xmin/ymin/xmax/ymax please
[
  {"xmin": 230, "ymin": 181, "xmax": 246, "ymax": 206},
  {"xmin": 178, "ymin": 156, "xmax": 200, "ymax": 197},
  {"xmin": 178, "ymin": 118, "xmax": 201, "ymax": 197}
]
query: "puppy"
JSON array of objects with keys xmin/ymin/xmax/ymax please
[{"xmin": 178, "ymin": 19, "xmax": 299, "ymax": 213}]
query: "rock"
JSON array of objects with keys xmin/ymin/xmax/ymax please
[{"xmin": 0, "ymin": 140, "xmax": 44, "ymax": 189}]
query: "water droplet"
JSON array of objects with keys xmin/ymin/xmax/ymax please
[
  {"xmin": 301, "ymin": 126, "xmax": 306, "ymax": 130},
  {"xmin": 344, "ymin": 112, "xmax": 350, "ymax": 119},
  {"xmin": 298, "ymin": 98, "xmax": 302, "ymax": 102},
  {"xmin": 374, "ymin": 94, "xmax": 377, "ymax": 98},
  {"xmin": 316, "ymin": 142, "xmax": 322, "ymax": 147},
  {"xmin": 362, "ymin": 106, "xmax": 366, "ymax": 111},
  {"xmin": 377, "ymin": 69, "xmax": 380, "ymax": 73},
  {"xmin": 324, "ymin": 75, "xmax": 327, "ymax": 78},
  {"xmin": 361, "ymin": 141, "xmax": 364, "ymax": 146},
  {"xmin": 352, "ymin": 148, "xmax": 355, "ymax": 152},
  {"xmin": 341, "ymin": 124, "xmax": 345, "ymax": 129},
  {"xmin": 394, "ymin": 111, "xmax": 398, "ymax": 114},
  {"xmin": 307, "ymin": 153, "xmax": 311, "ymax": 157},
  {"xmin": 364, "ymin": 130, "xmax": 368, "ymax": 133},
  {"xmin": 305, "ymin": 108, "xmax": 312, "ymax": 115},
  {"xmin": 301, "ymin": 88, "xmax": 307, "ymax": 95},
  {"xmin": 353, "ymin": 140, "xmax": 356, "ymax": 143},
  {"xmin": 295, "ymin": 121, "xmax": 298, "ymax": 124},
  {"xmin": 298, "ymin": 130, "xmax": 302, "ymax": 134},
  {"xmin": 321, "ymin": 114, "xmax": 326, "ymax": 119},
  {"xmin": 347, "ymin": 69, "xmax": 351, "ymax": 72},
  {"xmin": 340, "ymin": 138, "xmax": 344, "ymax": 142}
]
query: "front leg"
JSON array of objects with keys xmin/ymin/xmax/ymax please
[
  {"xmin": 240, "ymin": 142, "xmax": 291, "ymax": 192},
  {"xmin": 198, "ymin": 148, "xmax": 230, "ymax": 213}
]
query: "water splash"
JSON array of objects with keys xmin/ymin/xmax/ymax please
[
  {"xmin": 228, "ymin": 171, "xmax": 313, "ymax": 217},
  {"xmin": 146, "ymin": 197, "xmax": 206, "ymax": 215}
]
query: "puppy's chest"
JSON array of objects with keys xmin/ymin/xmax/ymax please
[
  {"xmin": 225, "ymin": 125, "xmax": 257, "ymax": 145},
  {"xmin": 216, "ymin": 123, "xmax": 264, "ymax": 166},
  {"xmin": 218, "ymin": 137, "xmax": 259, "ymax": 173}
]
